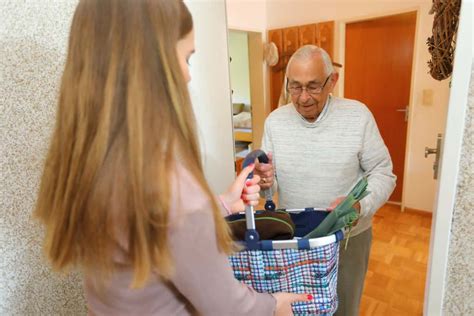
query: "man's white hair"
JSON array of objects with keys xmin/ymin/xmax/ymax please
[
  {"xmin": 278, "ymin": 45, "xmax": 334, "ymax": 106},
  {"xmin": 287, "ymin": 45, "xmax": 334, "ymax": 76}
]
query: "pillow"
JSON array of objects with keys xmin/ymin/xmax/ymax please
[
  {"xmin": 232, "ymin": 103, "xmax": 244, "ymax": 115},
  {"xmin": 233, "ymin": 111, "xmax": 252, "ymax": 129}
]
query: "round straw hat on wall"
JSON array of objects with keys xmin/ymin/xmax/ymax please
[{"xmin": 264, "ymin": 42, "xmax": 279, "ymax": 67}]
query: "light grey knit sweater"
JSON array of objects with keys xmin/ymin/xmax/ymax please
[{"xmin": 261, "ymin": 96, "xmax": 396, "ymax": 236}]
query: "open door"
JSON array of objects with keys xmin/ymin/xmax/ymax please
[{"xmin": 344, "ymin": 12, "xmax": 417, "ymax": 203}]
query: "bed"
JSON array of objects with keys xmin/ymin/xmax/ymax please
[{"xmin": 233, "ymin": 111, "xmax": 252, "ymax": 143}]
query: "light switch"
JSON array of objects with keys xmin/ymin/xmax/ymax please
[{"xmin": 422, "ymin": 89, "xmax": 434, "ymax": 106}]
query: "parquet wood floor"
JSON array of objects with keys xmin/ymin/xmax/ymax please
[{"xmin": 360, "ymin": 204, "xmax": 432, "ymax": 316}]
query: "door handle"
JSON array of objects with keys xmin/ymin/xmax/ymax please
[
  {"xmin": 424, "ymin": 147, "xmax": 437, "ymax": 158},
  {"xmin": 396, "ymin": 106, "xmax": 409, "ymax": 122},
  {"xmin": 425, "ymin": 133, "xmax": 442, "ymax": 180}
]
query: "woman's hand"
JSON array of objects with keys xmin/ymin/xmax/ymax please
[
  {"xmin": 219, "ymin": 164, "xmax": 261, "ymax": 214},
  {"xmin": 272, "ymin": 292, "xmax": 312, "ymax": 316}
]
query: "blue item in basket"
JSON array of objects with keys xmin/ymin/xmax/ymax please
[{"xmin": 288, "ymin": 208, "xmax": 330, "ymax": 237}]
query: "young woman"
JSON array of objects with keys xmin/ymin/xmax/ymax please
[{"xmin": 34, "ymin": 0, "xmax": 308, "ymax": 315}]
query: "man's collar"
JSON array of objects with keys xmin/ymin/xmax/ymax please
[{"xmin": 292, "ymin": 95, "xmax": 332, "ymax": 127}]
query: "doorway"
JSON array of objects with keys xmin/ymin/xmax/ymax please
[
  {"xmin": 228, "ymin": 29, "xmax": 253, "ymax": 172},
  {"xmin": 228, "ymin": 29, "xmax": 266, "ymax": 174},
  {"xmin": 344, "ymin": 12, "xmax": 417, "ymax": 203}
]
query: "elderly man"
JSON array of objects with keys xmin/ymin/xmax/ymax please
[{"xmin": 255, "ymin": 45, "xmax": 396, "ymax": 316}]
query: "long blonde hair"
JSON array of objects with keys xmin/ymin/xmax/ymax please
[{"xmin": 34, "ymin": 0, "xmax": 233, "ymax": 288}]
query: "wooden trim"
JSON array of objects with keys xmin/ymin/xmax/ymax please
[
  {"xmin": 247, "ymin": 31, "xmax": 265, "ymax": 148},
  {"xmin": 234, "ymin": 130, "xmax": 252, "ymax": 142},
  {"xmin": 404, "ymin": 207, "xmax": 433, "ymax": 218},
  {"xmin": 387, "ymin": 200, "xmax": 401, "ymax": 206}
]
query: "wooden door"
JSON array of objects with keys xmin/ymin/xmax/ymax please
[
  {"xmin": 268, "ymin": 22, "xmax": 335, "ymax": 112},
  {"xmin": 268, "ymin": 29, "xmax": 284, "ymax": 111},
  {"xmin": 299, "ymin": 24, "xmax": 317, "ymax": 46},
  {"xmin": 317, "ymin": 21, "xmax": 334, "ymax": 59},
  {"xmin": 269, "ymin": 26, "xmax": 299, "ymax": 111},
  {"xmin": 282, "ymin": 26, "xmax": 299, "ymax": 57},
  {"xmin": 344, "ymin": 12, "xmax": 416, "ymax": 202}
]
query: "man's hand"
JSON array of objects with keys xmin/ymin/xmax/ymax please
[
  {"xmin": 327, "ymin": 196, "xmax": 361, "ymax": 226},
  {"xmin": 254, "ymin": 152, "xmax": 274, "ymax": 190}
]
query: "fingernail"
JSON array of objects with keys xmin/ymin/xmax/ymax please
[
  {"xmin": 307, "ymin": 294, "xmax": 313, "ymax": 300},
  {"xmin": 245, "ymin": 180, "xmax": 251, "ymax": 186}
]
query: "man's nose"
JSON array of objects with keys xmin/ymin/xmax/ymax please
[{"xmin": 299, "ymin": 88, "xmax": 311, "ymax": 102}]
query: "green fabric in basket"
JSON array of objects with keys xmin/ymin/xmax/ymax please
[{"xmin": 304, "ymin": 177, "xmax": 370, "ymax": 239}]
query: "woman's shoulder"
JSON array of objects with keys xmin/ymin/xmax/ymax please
[{"xmin": 169, "ymin": 163, "xmax": 212, "ymax": 219}]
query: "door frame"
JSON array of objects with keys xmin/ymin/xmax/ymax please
[
  {"xmin": 424, "ymin": 1, "xmax": 472, "ymax": 314},
  {"xmin": 337, "ymin": 3, "xmax": 472, "ymax": 315},
  {"xmin": 227, "ymin": 28, "xmax": 267, "ymax": 150}
]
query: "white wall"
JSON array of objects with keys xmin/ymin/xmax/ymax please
[
  {"xmin": 228, "ymin": 30, "xmax": 251, "ymax": 105},
  {"xmin": 265, "ymin": 0, "xmax": 450, "ymax": 212},
  {"xmin": 186, "ymin": 0, "xmax": 236, "ymax": 193},
  {"xmin": 226, "ymin": 0, "xmax": 267, "ymax": 32},
  {"xmin": 226, "ymin": 0, "xmax": 271, "ymax": 121},
  {"xmin": 266, "ymin": 0, "xmax": 427, "ymax": 29},
  {"xmin": 403, "ymin": 3, "xmax": 451, "ymax": 212}
]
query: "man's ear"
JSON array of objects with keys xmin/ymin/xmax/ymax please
[{"xmin": 331, "ymin": 72, "xmax": 339, "ymax": 88}]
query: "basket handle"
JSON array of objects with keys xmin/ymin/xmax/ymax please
[
  {"xmin": 241, "ymin": 149, "xmax": 270, "ymax": 177},
  {"xmin": 242, "ymin": 149, "xmax": 276, "ymax": 211},
  {"xmin": 241, "ymin": 150, "xmax": 277, "ymax": 248}
]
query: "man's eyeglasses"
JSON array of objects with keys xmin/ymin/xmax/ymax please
[{"xmin": 286, "ymin": 75, "xmax": 331, "ymax": 96}]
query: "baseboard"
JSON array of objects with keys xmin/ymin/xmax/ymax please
[
  {"xmin": 404, "ymin": 207, "xmax": 433, "ymax": 218},
  {"xmin": 387, "ymin": 200, "xmax": 401, "ymax": 206}
]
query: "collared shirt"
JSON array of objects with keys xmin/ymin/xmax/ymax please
[{"xmin": 292, "ymin": 94, "xmax": 332, "ymax": 128}]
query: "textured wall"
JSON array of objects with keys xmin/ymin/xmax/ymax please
[
  {"xmin": 443, "ymin": 62, "xmax": 474, "ymax": 314},
  {"xmin": 0, "ymin": 1, "xmax": 86, "ymax": 314}
]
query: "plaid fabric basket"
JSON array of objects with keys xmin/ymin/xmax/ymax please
[
  {"xmin": 228, "ymin": 149, "xmax": 343, "ymax": 315},
  {"xmin": 229, "ymin": 240, "xmax": 340, "ymax": 315}
]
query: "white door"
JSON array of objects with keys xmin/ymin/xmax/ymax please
[{"xmin": 424, "ymin": 1, "xmax": 473, "ymax": 314}]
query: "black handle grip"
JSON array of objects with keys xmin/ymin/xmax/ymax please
[{"xmin": 242, "ymin": 149, "xmax": 269, "ymax": 179}]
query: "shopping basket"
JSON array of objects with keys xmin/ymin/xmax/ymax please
[{"xmin": 228, "ymin": 150, "xmax": 343, "ymax": 315}]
